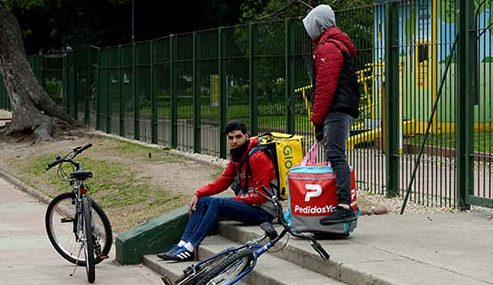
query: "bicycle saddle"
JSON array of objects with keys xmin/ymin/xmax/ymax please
[{"xmin": 70, "ymin": 169, "xmax": 93, "ymax": 180}]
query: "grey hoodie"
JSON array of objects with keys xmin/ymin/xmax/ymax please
[{"xmin": 302, "ymin": 4, "xmax": 336, "ymax": 41}]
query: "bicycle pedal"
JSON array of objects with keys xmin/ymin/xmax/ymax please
[
  {"xmin": 100, "ymin": 255, "xmax": 109, "ymax": 259},
  {"xmin": 61, "ymin": 217, "xmax": 74, "ymax": 223},
  {"xmin": 183, "ymin": 266, "xmax": 194, "ymax": 275},
  {"xmin": 161, "ymin": 275, "xmax": 173, "ymax": 285}
]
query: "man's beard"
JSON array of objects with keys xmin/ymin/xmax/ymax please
[{"xmin": 230, "ymin": 140, "xmax": 249, "ymax": 162}]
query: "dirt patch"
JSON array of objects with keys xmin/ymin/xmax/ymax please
[{"xmin": 0, "ymin": 130, "xmax": 222, "ymax": 233}]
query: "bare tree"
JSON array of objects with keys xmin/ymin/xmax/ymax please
[{"xmin": 0, "ymin": 4, "xmax": 80, "ymax": 142}]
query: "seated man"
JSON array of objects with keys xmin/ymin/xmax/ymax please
[{"xmin": 157, "ymin": 119, "xmax": 277, "ymax": 261}]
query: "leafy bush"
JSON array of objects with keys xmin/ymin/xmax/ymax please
[{"xmin": 44, "ymin": 79, "xmax": 63, "ymax": 104}]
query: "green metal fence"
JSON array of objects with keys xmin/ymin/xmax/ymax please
[
  {"xmin": 0, "ymin": 80, "xmax": 8, "ymax": 110},
  {"xmin": 0, "ymin": 0, "xmax": 491, "ymax": 210}
]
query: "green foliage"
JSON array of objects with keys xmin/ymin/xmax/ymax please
[
  {"xmin": 483, "ymin": 57, "xmax": 493, "ymax": 63},
  {"xmin": 476, "ymin": 0, "xmax": 493, "ymax": 14},
  {"xmin": 406, "ymin": 131, "xmax": 493, "ymax": 153},
  {"xmin": 438, "ymin": 0, "xmax": 456, "ymax": 23},
  {"xmin": 44, "ymin": 79, "xmax": 63, "ymax": 104},
  {"xmin": 405, "ymin": 9, "xmax": 416, "ymax": 45},
  {"xmin": 239, "ymin": 0, "xmax": 374, "ymax": 23},
  {"xmin": 229, "ymin": 84, "xmax": 249, "ymax": 101},
  {"xmin": 0, "ymin": 0, "xmax": 44, "ymax": 10}
]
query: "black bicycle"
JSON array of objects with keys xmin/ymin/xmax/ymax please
[
  {"xmin": 162, "ymin": 186, "xmax": 330, "ymax": 285},
  {"xmin": 44, "ymin": 143, "xmax": 113, "ymax": 283}
]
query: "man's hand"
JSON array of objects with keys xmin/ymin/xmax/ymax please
[
  {"xmin": 315, "ymin": 125, "xmax": 324, "ymax": 142},
  {"xmin": 188, "ymin": 194, "xmax": 198, "ymax": 214}
]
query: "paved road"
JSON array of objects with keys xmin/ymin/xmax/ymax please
[{"xmin": 0, "ymin": 177, "xmax": 163, "ymax": 285}]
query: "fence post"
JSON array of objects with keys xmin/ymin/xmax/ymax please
[
  {"xmin": 249, "ymin": 23, "xmax": 258, "ymax": 136},
  {"xmin": 150, "ymin": 40, "xmax": 158, "ymax": 144},
  {"xmin": 193, "ymin": 32, "xmax": 201, "ymax": 153},
  {"xmin": 72, "ymin": 53, "xmax": 78, "ymax": 120},
  {"xmin": 218, "ymin": 27, "xmax": 227, "ymax": 159},
  {"xmin": 170, "ymin": 35, "xmax": 178, "ymax": 149},
  {"xmin": 119, "ymin": 45, "xmax": 124, "ymax": 137},
  {"xmin": 285, "ymin": 18, "xmax": 295, "ymax": 134},
  {"xmin": 133, "ymin": 42, "xmax": 140, "ymax": 140},
  {"xmin": 384, "ymin": 1, "xmax": 400, "ymax": 197},
  {"xmin": 0, "ymin": 79, "xmax": 4, "ymax": 109},
  {"xmin": 40, "ymin": 55, "xmax": 45, "ymax": 97},
  {"xmin": 85, "ymin": 47, "xmax": 90, "ymax": 125},
  {"xmin": 105, "ymin": 47, "xmax": 111, "ymax": 133},
  {"xmin": 456, "ymin": 0, "xmax": 473, "ymax": 210},
  {"xmin": 96, "ymin": 49, "xmax": 102, "ymax": 130},
  {"xmin": 66, "ymin": 54, "xmax": 71, "ymax": 116}
]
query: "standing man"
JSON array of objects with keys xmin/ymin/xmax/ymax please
[
  {"xmin": 302, "ymin": 4, "xmax": 360, "ymax": 225},
  {"xmin": 157, "ymin": 119, "xmax": 277, "ymax": 261}
]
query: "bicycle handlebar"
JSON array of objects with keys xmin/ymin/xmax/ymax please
[
  {"xmin": 46, "ymin": 156, "xmax": 61, "ymax": 169},
  {"xmin": 46, "ymin": 143, "xmax": 92, "ymax": 170},
  {"xmin": 73, "ymin": 143, "xmax": 92, "ymax": 156}
]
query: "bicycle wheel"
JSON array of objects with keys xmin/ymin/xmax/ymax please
[
  {"xmin": 197, "ymin": 249, "xmax": 254, "ymax": 285},
  {"xmin": 175, "ymin": 250, "xmax": 247, "ymax": 285},
  {"xmin": 82, "ymin": 196, "xmax": 96, "ymax": 283},
  {"xmin": 45, "ymin": 192, "xmax": 113, "ymax": 265},
  {"xmin": 175, "ymin": 254, "xmax": 227, "ymax": 285}
]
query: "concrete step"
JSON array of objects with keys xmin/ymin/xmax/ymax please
[
  {"xmin": 216, "ymin": 221, "xmax": 487, "ymax": 285},
  {"xmin": 216, "ymin": 221, "xmax": 343, "ymax": 281},
  {"xmin": 140, "ymin": 216, "xmax": 488, "ymax": 285},
  {"xmin": 143, "ymin": 232, "xmax": 344, "ymax": 285},
  {"xmin": 143, "ymin": 251, "xmax": 248, "ymax": 285},
  {"xmin": 143, "ymin": 254, "xmax": 195, "ymax": 283},
  {"xmin": 197, "ymin": 235, "xmax": 345, "ymax": 285}
]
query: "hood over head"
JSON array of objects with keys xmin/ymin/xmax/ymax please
[
  {"xmin": 319, "ymin": 27, "xmax": 357, "ymax": 57},
  {"xmin": 302, "ymin": 4, "xmax": 336, "ymax": 41}
]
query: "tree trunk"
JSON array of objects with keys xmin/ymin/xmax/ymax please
[{"xmin": 0, "ymin": 5, "xmax": 80, "ymax": 142}]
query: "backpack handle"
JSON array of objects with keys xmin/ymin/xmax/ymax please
[
  {"xmin": 258, "ymin": 132, "xmax": 295, "ymax": 141},
  {"xmin": 300, "ymin": 142, "xmax": 318, "ymax": 166}
]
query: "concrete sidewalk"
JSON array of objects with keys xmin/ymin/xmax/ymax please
[
  {"xmin": 320, "ymin": 210, "xmax": 493, "ymax": 284},
  {"xmin": 2, "ymin": 168, "xmax": 493, "ymax": 285},
  {"xmin": 0, "ymin": 176, "xmax": 163, "ymax": 285},
  {"xmin": 199, "ymin": 210, "xmax": 493, "ymax": 285}
]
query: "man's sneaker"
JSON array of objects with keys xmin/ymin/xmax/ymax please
[
  {"xmin": 319, "ymin": 206, "xmax": 357, "ymax": 225},
  {"xmin": 157, "ymin": 245, "xmax": 194, "ymax": 262},
  {"xmin": 157, "ymin": 245, "xmax": 183, "ymax": 260}
]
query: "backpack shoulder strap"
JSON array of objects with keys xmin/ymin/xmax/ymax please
[{"xmin": 244, "ymin": 145, "xmax": 276, "ymax": 191}]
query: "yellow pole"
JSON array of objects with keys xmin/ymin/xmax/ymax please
[
  {"xmin": 431, "ymin": 0, "xmax": 438, "ymax": 133},
  {"xmin": 301, "ymin": 89, "xmax": 316, "ymax": 136}
]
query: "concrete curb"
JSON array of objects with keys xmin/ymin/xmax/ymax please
[
  {"xmin": 216, "ymin": 221, "xmax": 394, "ymax": 285},
  {"xmin": 0, "ymin": 169, "xmax": 52, "ymax": 205},
  {"xmin": 115, "ymin": 206, "xmax": 189, "ymax": 265}
]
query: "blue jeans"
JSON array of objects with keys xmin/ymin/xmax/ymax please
[
  {"xmin": 181, "ymin": 196, "xmax": 274, "ymax": 247},
  {"xmin": 323, "ymin": 112, "xmax": 354, "ymax": 206}
]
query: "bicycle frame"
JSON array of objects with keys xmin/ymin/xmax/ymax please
[
  {"xmin": 45, "ymin": 143, "xmax": 112, "ymax": 284},
  {"xmin": 71, "ymin": 180, "xmax": 88, "ymax": 245},
  {"xmin": 220, "ymin": 228, "xmax": 291, "ymax": 285}
]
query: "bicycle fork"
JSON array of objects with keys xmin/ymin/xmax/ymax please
[{"xmin": 71, "ymin": 198, "xmax": 85, "ymax": 277}]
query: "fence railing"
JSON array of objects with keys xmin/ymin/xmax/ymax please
[{"xmin": 1, "ymin": 1, "xmax": 491, "ymax": 210}]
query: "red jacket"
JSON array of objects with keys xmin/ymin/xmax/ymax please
[
  {"xmin": 195, "ymin": 137, "xmax": 276, "ymax": 205},
  {"xmin": 311, "ymin": 27, "xmax": 357, "ymax": 127}
]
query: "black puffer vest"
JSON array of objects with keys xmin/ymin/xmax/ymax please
[{"xmin": 325, "ymin": 39, "xmax": 361, "ymax": 118}]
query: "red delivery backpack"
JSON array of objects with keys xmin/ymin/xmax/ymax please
[{"xmin": 283, "ymin": 142, "xmax": 359, "ymax": 236}]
